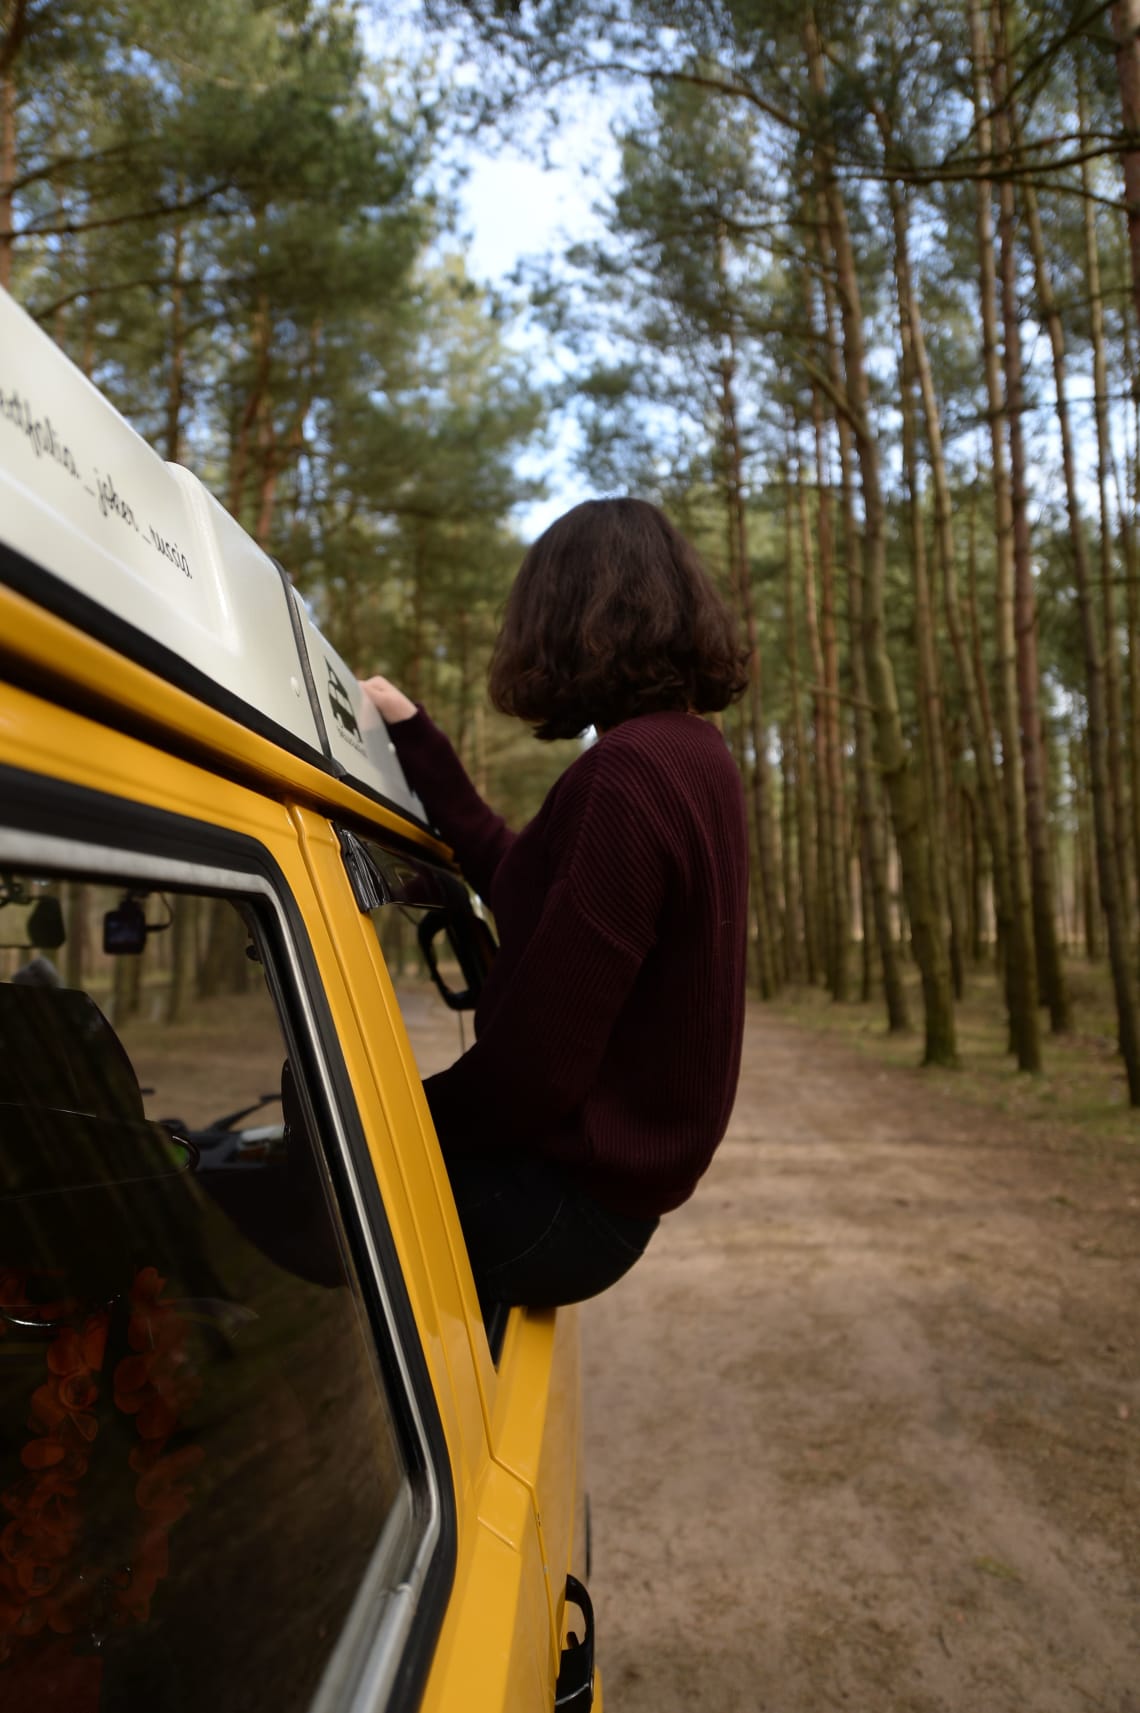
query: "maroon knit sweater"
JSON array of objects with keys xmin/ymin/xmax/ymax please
[{"xmin": 389, "ymin": 708, "xmax": 749, "ymax": 1219}]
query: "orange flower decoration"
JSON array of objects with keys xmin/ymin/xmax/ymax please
[{"xmin": 0, "ymin": 1267, "xmax": 203, "ymax": 1669}]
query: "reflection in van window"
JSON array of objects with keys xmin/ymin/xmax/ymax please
[{"xmin": 0, "ymin": 878, "xmax": 406, "ymax": 1712}]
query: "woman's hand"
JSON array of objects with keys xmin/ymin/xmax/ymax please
[{"xmin": 359, "ymin": 675, "xmax": 418, "ymax": 725}]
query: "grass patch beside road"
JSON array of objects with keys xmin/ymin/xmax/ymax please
[{"xmin": 768, "ymin": 954, "xmax": 1138, "ymax": 1158}]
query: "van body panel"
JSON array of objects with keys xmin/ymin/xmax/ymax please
[
  {"xmin": 492, "ymin": 1306, "xmax": 583, "ymax": 1648},
  {"xmin": 0, "ymin": 581, "xmax": 448, "ymax": 857},
  {"xmin": 289, "ymin": 806, "xmax": 489, "ymax": 1477},
  {"xmin": 419, "ymin": 1462, "xmax": 557, "ymax": 1713}
]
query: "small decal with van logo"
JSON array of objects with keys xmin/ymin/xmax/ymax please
[
  {"xmin": 2, "ymin": 377, "xmax": 194, "ymax": 580},
  {"xmin": 326, "ymin": 660, "xmax": 365, "ymax": 752}
]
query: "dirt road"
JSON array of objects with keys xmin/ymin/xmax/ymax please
[{"xmin": 581, "ymin": 1008, "xmax": 1140, "ymax": 1713}]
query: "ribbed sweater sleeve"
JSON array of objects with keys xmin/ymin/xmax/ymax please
[
  {"xmin": 422, "ymin": 740, "xmax": 671, "ymax": 1152},
  {"xmin": 387, "ymin": 709, "xmax": 516, "ymax": 900}
]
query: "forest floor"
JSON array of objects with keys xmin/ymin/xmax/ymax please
[{"xmin": 579, "ymin": 966, "xmax": 1140, "ymax": 1713}]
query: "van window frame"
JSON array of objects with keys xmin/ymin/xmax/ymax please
[
  {"xmin": 340, "ymin": 828, "xmax": 511, "ymax": 1360},
  {"xmin": 0, "ymin": 760, "xmax": 457, "ymax": 1713}
]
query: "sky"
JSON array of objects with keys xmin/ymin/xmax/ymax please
[
  {"xmin": 458, "ymin": 135, "xmax": 620, "ymax": 535},
  {"xmin": 453, "ymin": 96, "xmax": 627, "ymax": 535},
  {"xmin": 366, "ymin": 2, "xmax": 625, "ymax": 536}
]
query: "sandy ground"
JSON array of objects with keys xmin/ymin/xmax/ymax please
[{"xmin": 578, "ymin": 1006, "xmax": 1140, "ymax": 1713}]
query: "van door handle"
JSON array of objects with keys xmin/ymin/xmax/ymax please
[{"xmin": 555, "ymin": 1575, "xmax": 595, "ymax": 1710}]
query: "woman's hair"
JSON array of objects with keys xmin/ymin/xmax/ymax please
[{"xmin": 488, "ymin": 497, "xmax": 751, "ymax": 741}]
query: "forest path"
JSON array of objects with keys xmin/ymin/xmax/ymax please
[{"xmin": 581, "ymin": 1005, "xmax": 1140, "ymax": 1713}]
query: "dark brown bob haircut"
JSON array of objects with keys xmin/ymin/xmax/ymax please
[{"xmin": 488, "ymin": 497, "xmax": 751, "ymax": 741}]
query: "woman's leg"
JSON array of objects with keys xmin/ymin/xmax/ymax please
[{"xmin": 442, "ymin": 1150, "xmax": 658, "ymax": 1311}]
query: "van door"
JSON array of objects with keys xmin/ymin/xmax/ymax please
[
  {"xmin": 295, "ymin": 813, "xmax": 590, "ymax": 1684},
  {"xmin": 0, "ymin": 778, "xmax": 454, "ymax": 1711}
]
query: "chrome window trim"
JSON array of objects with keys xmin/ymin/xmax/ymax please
[{"xmin": 0, "ymin": 826, "xmax": 442, "ymax": 1712}]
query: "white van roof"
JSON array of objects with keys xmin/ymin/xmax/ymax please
[{"xmin": 0, "ymin": 287, "xmax": 428, "ymax": 828}]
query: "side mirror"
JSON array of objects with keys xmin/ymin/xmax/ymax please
[
  {"xmin": 417, "ymin": 914, "xmax": 474, "ymax": 1011},
  {"xmin": 416, "ymin": 912, "xmax": 496, "ymax": 1012}
]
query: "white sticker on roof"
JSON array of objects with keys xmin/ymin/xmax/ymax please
[
  {"xmin": 0, "ymin": 288, "xmax": 428, "ymax": 824},
  {"xmin": 0, "ymin": 291, "xmax": 321, "ymax": 752}
]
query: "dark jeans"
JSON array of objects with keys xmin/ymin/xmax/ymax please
[{"xmin": 443, "ymin": 1149, "xmax": 658, "ymax": 1313}]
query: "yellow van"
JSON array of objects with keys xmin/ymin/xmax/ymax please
[{"xmin": 0, "ymin": 287, "xmax": 598, "ymax": 1713}]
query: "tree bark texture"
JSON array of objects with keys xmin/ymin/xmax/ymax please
[
  {"xmin": 817, "ymin": 193, "xmax": 909, "ymax": 1032},
  {"xmin": 794, "ymin": 439, "xmax": 832, "ymax": 987},
  {"xmin": 898, "ymin": 172, "xmax": 1011, "ymax": 988},
  {"xmin": 0, "ymin": 0, "xmax": 28, "ymax": 293},
  {"xmin": 1079, "ymin": 70, "xmax": 1134, "ymax": 957},
  {"xmin": 970, "ymin": 0, "xmax": 1040, "ymax": 1070},
  {"xmin": 888, "ymin": 176, "xmax": 963, "ymax": 1005},
  {"xmin": 1112, "ymin": 0, "xmax": 1140, "ymax": 343},
  {"xmin": 785, "ymin": 465, "xmax": 819, "ymax": 983},
  {"xmin": 1015, "ymin": 27, "xmax": 1140, "ymax": 1100},
  {"xmin": 810, "ymin": 375, "xmax": 850, "ymax": 1001},
  {"xmin": 807, "ymin": 10, "xmax": 951, "ymax": 1061},
  {"xmin": 720, "ymin": 350, "xmax": 783, "ymax": 993},
  {"xmin": 990, "ymin": 4, "xmax": 1070, "ymax": 1033}
]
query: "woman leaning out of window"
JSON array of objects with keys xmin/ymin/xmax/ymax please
[{"xmin": 360, "ymin": 496, "xmax": 751, "ymax": 1315}]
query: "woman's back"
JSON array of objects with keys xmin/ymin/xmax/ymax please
[{"xmin": 412, "ymin": 709, "xmax": 748, "ymax": 1220}]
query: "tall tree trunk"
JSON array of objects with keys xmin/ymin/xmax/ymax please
[
  {"xmin": 727, "ymin": 698, "xmax": 765, "ymax": 993},
  {"xmin": 988, "ymin": 6, "xmax": 1071, "ymax": 1033},
  {"xmin": 227, "ymin": 287, "xmax": 271, "ymax": 526},
  {"xmin": 197, "ymin": 900, "xmax": 249, "ymax": 1000},
  {"xmin": 785, "ymin": 465, "xmax": 818, "ymax": 983},
  {"xmin": 1074, "ymin": 726, "xmax": 1102, "ymax": 961},
  {"xmin": 1112, "ymin": 308, "xmax": 1140, "ymax": 923},
  {"xmin": 808, "ymin": 11, "xmax": 950, "ymax": 1060},
  {"xmin": 165, "ymin": 204, "xmax": 186, "ymax": 463},
  {"xmin": 64, "ymin": 883, "xmax": 89, "ymax": 991},
  {"xmin": 970, "ymin": 0, "xmax": 1040, "ymax": 1069},
  {"xmin": 858, "ymin": 822, "xmax": 874, "ymax": 1001},
  {"xmin": 794, "ymin": 434, "xmax": 832, "ymax": 988},
  {"xmin": 406, "ymin": 519, "xmax": 428, "ymax": 703},
  {"xmin": 720, "ymin": 349, "xmax": 783, "ymax": 992},
  {"xmin": 166, "ymin": 896, "xmax": 198, "ymax": 1025},
  {"xmin": 887, "ymin": 174, "xmax": 962, "ymax": 1006},
  {"xmin": 894, "ymin": 164, "xmax": 1010, "ymax": 990},
  {"xmin": 1112, "ymin": 0, "xmax": 1140, "ymax": 342},
  {"xmin": 818, "ymin": 195, "xmax": 908, "ymax": 1031},
  {"xmin": 779, "ymin": 721, "xmax": 803, "ymax": 984},
  {"xmin": 962, "ymin": 786, "xmax": 985, "ymax": 963},
  {"xmin": 0, "ymin": 1, "xmax": 24, "ymax": 292},
  {"xmin": 1015, "ymin": 38, "xmax": 1140, "ymax": 1100},
  {"xmin": 810, "ymin": 373, "xmax": 850, "ymax": 1001},
  {"xmin": 112, "ymin": 953, "xmax": 143, "ymax": 1026},
  {"xmin": 798, "ymin": 270, "xmax": 843, "ymax": 1000},
  {"xmin": 1080, "ymin": 68, "xmax": 1134, "ymax": 954}
]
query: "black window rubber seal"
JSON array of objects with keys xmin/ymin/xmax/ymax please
[
  {"xmin": 0, "ymin": 761, "xmax": 457, "ymax": 1712},
  {"xmin": 0, "ymin": 537, "xmax": 437, "ymax": 838}
]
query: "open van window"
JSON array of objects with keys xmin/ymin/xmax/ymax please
[
  {"xmin": 340, "ymin": 831, "xmax": 511, "ymax": 1356},
  {"xmin": 339, "ymin": 829, "xmax": 496, "ymax": 1027}
]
